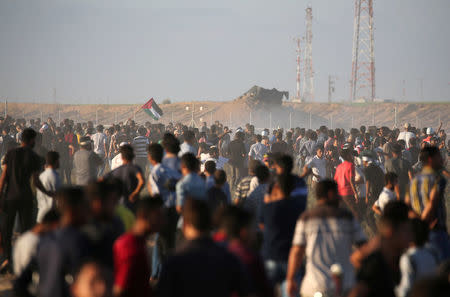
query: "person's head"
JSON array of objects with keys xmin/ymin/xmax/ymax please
[
  {"xmin": 378, "ymin": 201, "xmax": 412, "ymax": 254},
  {"xmin": 135, "ymin": 126, "xmax": 145, "ymax": 136},
  {"xmin": 220, "ymin": 206, "xmax": 253, "ymax": 245},
  {"xmin": 262, "ymin": 136, "xmax": 269, "ymax": 146},
  {"xmin": 391, "ymin": 143, "xmax": 402, "ymax": 158},
  {"xmin": 135, "ymin": 196, "xmax": 164, "ymax": 236},
  {"xmin": 21, "ymin": 128, "xmax": 37, "ymax": 147},
  {"xmin": 71, "ymin": 261, "xmax": 111, "ymax": 297},
  {"xmin": 147, "ymin": 143, "xmax": 163, "ymax": 165},
  {"xmin": 273, "ymin": 154, "xmax": 293, "ymax": 175},
  {"xmin": 410, "ymin": 218, "xmax": 429, "ymax": 248},
  {"xmin": 86, "ymin": 180, "xmax": 120, "ymax": 220},
  {"xmin": 404, "ymin": 122, "xmax": 411, "ymax": 132},
  {"xmin": 384, "ymin": 172, "xmax": 398, "ymax": 190},
  {"xmin": 316, "ymin": 179, "xmax": 339, "ymax": 207},
  {"xmin": 268, "ymin": 173, "xmax": 295, "ymax": 200},
  {"xmin": 248, "ymin": 159, "xmax": 261, "ymax": 176},
  {"xmin": 213, "ymin": 169, "xmax": 227, "ymax": 187},
  {"xmin": 340, "ymin": 148, "xmax": 354, "ymax": 162},
  {"xmin": 80, "ymin": 136, "xmax": 92, "ymax": 150},
  {"xmin": 96, "ymin": 125, "xmax": 103, "ymax": 133},
  {"xmin": 40, "ymin": 209, "xmax": 61, "ymax": 231},
  {"xmin": 276, "ymin": 131, "xmax": 283, "ymax": 141},
  {"xmin": 120, "ymin": 144, "xmax": 135, "ymax": 163},
  {"xmin": 183, "ymin": 130, "xmax": 195, "ymax": 144},
  {"xmin": 209, "ymin": 146, "xmax": 219, "ymax": 159},
  {"xmin": 162, "ymin": 133, "xmax": 180, "ymax": 155},
  {"xmin": 204, "ymin": 160, "xmax": 216, "ymax": 176},
  {"xmin": 255, "ymin": 134, "xmax": 262, "ymax": 143},
  {"xmin": 56, "ymin": 187, "xmax": 89, "ymax": 227},
  {"xmin": 182, "ymin": 198, "xmax": 211, "ymax": 240},
  {"xmin": 46, "ymin": 151, "xmax": 60, "ymax": 169},
  {"xmin": 315, "ymin": 144, "xmax": 324, "ymax": 158},
  {"xmin": 254, "ymin": 164, "xmax": 270, "ymax": 184},
  {"xmin": 419, "ymin": 146, "xmax": 443, "ymax": 170},
  {"xmin": 409, "ymin": 137, "xmax": 417, "ymax": 148},
  {"xmin": 180, "ymin": 153, "xmax": 200, "ymax": 175}
]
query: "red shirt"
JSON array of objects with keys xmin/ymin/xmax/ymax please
[
  {"xmin": 334, "ymin": 161, "xmax": 355, "ymax": 197},
  {"xmin": 113, "ymin": 233, "xmax": 152, "ymax": 297}
]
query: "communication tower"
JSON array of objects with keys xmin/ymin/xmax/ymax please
[
  {"xmin": 302, "ymin": 6, "xmax": 314, "ymax": 102},
  {"xmin": 350, "ymin": 0, "xmax": 375, "ymax": 102}
]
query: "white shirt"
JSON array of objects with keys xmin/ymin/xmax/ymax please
[
  {"xmin": 91, "ymin": 132, "xmax": 107, "ymax": 155},
  {"xmin": 248, "ymin": 142, "xmax": 268, "ymax": 161},
  {"xmin": 111, "ymin": 153, "xmax": 124, "ymax": 170},
  {"xmin": 36, "ymin": 168, "xmax": 61, "ymax": 223},
  {"xmin": 397, "ymin": 131, "xmax": 415, "ymax": 148},
  {"xmin": 13, "ymin": 231, "xmax": 39, "ymax": 275},
  {"xmin": 374, "ymin": 187, "xmax": 396, "ymax": 213},
  {"xmin": 178, "ymin": 142, "xmax": 197, "ymax": 157},
  {"xmin": 306, "ymin": 155, "xmax": 327, "ymax": 182}
]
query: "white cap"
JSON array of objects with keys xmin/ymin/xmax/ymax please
[
  {"xmin": 261, "ymin": 130, "xmax": 269, "ymax": 137},
  {"xmin": 119, "ymin": 142, "xmax": 128, "ymax": 147},
  {"xmin": 330, "ymin": 263, "xmax": 343, "ymax": 275},
  {"xmin": 426, "ymin": 127, "xmax": 434, "ymax": 135}
]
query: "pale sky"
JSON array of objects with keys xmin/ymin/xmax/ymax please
[{"xmin": 0, "ymin": 0, "xmax": 449, "ymax": 104}]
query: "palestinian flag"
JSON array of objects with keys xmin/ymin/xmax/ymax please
[{"xmin": 141, "ymin": 98, "xmax": 163, "ymax": 120}]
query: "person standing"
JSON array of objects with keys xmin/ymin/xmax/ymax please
[
  {"xmin": 104, "ymin": 145, "xmax": 145, "ymax": 213},
  {"xmin": 132, "ymin": 127, "xmax": 150, "ymax": 174},
  {"xmin": 73, "ymin": 136, "xmax": 103, "ymax": 186},
  {"xmin": 384, "ymin": 143, "xmax": 413, "ymax": 200},
  {"xmin": 36, "ymin": 151, "xmax": 62, "ymax": 223},
  {"xmin": 397, "ymin": 123, "xmax": 416, "ymax": 149},
  {"xmin": 286, "ymin": 180, "xmax": 366, "ymax": 297},
  {"xmin": 91, "ymin": 125, "xmax": 107, "ymax": 176},
  {"xmin": 157, "ymin": 198, "xmax": 251, "ymax": 297},
  {"xmin": 228, "ymin": 131, "xmax": 246, "ymax": 190},
  {"xmin": 248, "ymin": 134, "xmax": 269, "ymax": 162},
  {"xmin": 0, "ymin": 128, "xmax": 52, "ymax": 270},
  {"xmin": 407, "ymin": 146, "xmax": 449, "ymax": 260},
  {"xmin": 334, "ymin": 148, "xmax": 359, "ymax": 219}
]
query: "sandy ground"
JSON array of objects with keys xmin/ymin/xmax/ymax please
[{"xmin": 5, "ymin": 101, "xmax": 450, "ymax": 132}]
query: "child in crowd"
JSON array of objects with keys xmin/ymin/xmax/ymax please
[{"xmin": 372, "ymin": 172, "xmax": 398, "ymax": 216}]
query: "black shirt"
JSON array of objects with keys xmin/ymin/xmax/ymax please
[
  {"xmin": 356, "ymin": 250, "xmax": 399, "ymax": 297},
  {"xmin": 271, "ymin": 140, "xmax": 288, "ymax": 154},
  {"xmin": 228, "ymin": 139, "xmax": 246, "ymax": 166},
  {"xmin": 4, "ymin": 146, "xmax": 42, "ymax": 201},
  {"xmin": 157, "ymin": 237, "xmax": 250, "ymax": 297},
  {"xmin": 363, "ymin": 163, "xmax": 384, "ymax": 202},
  {"xmin": 105, "ymin": 163, "xmax": 143, "ymax": 198}
]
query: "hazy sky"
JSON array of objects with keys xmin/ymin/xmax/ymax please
[{"xmin": 0, "ymin": 0, "xmax": 449, "ymax": 104}]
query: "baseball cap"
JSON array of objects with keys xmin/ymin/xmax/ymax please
[
  {"xmin": 426, "ymin": 127, "xmax": 434, "ymax": 135},
  {"xmin": 261, "ymin": 130, "xmax": 269, "ymax": 137}
]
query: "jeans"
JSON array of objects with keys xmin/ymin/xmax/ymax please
[
  {"xmin": 430, "ymin": 229, "xmax": 450, "ymax": 260},
  {"xmin": 265, "ymin": 260, "xmax": 302, "ymax": 297}
]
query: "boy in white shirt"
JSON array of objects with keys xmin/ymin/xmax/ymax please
[
  {"xmin": 36, "ymin": 151, "xmax": 62, "ymax": 223},
  {"xmin": 372, "ymin": 172, "xmax": 398, "ymax": 215}
]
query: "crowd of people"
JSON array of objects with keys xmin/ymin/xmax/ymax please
[{"xmin": 0, "ymin": 114, "xmax": 448, "ymax": 297}]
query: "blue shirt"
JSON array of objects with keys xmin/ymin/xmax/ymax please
[
  {"xmin": 176, "ymin": 173, "xmax": 206, "ymax": 207},
  {"xmin": 149, "ymin": 163, "xmax": 181, "ymax": 208}
]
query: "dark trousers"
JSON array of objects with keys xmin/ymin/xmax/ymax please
[
  {"xmin": 229, "ymin": 163, "xmax": 244, "ymax": 191},
  {"xmin": 1, "ymin": 200, "xmax": 35, "ymax": 262}
]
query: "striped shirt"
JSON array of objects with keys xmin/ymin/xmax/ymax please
[
  {"xmin": 409, "ymin": 166, "xmax": 447, "ymax": 231},
  {"xmin": 132, "ymin": 136, "xmax": 149, "ymax": 159}
]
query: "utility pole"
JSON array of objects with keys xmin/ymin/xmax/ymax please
[
  {"xmin": 309, "ymin": 112, "xmax": 312, "ymax": 129},
  {"xmin": 4, "ymin": 99, "xmax": 7, "ymax": 118},
  {"xmin": 303, "ymin": 6, "xmax": 314, "ymax": 102},
  {"xmin": 269, "ymin": 112, "xmax": 272, "ymax": 131},
  {"xmin": 402, "ymin": 80, "xmax": 406, "ymax": 101},
  {"xmin": 294, "ymin": 37, "xmax": 302, "ymax": 102},
  {"xmin": 328, "ymin": 75, "xmax": 335, "ymax": 103},
  {"xmin": 351, "ymin": 0, "xmax": 375, "ymax": 102}
]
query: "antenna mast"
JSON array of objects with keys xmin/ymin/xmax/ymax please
[
  {"xmin": 350, "ymin": 0, "xmax": 375, "ymax": 102},
  {"xmin": 302, "ymin": 6, "xmax": 314, "ymax": 102}
]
